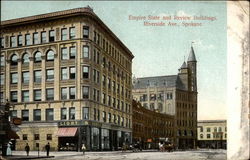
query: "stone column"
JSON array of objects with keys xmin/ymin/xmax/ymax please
[{"xmin": 29, "ymin": 57, "xmax": 34, "ymax": 101}]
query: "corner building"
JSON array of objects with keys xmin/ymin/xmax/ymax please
[
  {"xmin": 132, "ymin": 46, "xmax": 197, "ymax": 149},
  {"xmin": 0, "ymin": 7, "xmax": 134, "ymax": 151}
]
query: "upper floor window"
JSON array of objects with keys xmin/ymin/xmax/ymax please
[
  {"xmin": 22, "ymin": 53, "xmax": 29, "ymax": 64},
  {"xmin": 0, "ymin": 92, "xmax": 4, "ymax": 103},
  {"xmin": 61, "ymin": 48, "xmax": 68, "ymax": 60},
  {"xmin": 61, "ymin": 88, "xmax": 67, "ymax": 100},
  {"xmin": 61, "ymin": 108, "xmax": 67, "ymax": 120},
  {"xmin": 200, "ymin": 126, "xmax": 203, "ymax": 132},
  {"xmin": 18, "ymin": 35, "xmax": 23, "ymax": 46},
  {"xmin": 207, "ymin": 127, "xmax": 211, "ymax": 132},
  {"xmin": 10, "ymin": 91, "xmax": 18, "ymax": 102},
  {"xmin": 10, "ymin": 54, "xmax": 18, "ymax": 65},
  {"xmin": 22, "ymin": 110, "xmax": 29, "ymax": 121},
  {"xmin": 83, "ymin": 86, "xmax": 89, "ymax": 99},
  {"xmin": 33, "ymin": 32, "xmax": 39, "ymax": 44},
  {"xmin": 69, "ymin": 107, "xmax": 75, "ymax": 120},
  {"xmin": 33, "ymin": 109, "xmax": 41, "ymax": 121},
  {"xmin": 61, "ymin": 28, "xmax": 67, "ymax": 40},
  {"xmin": 69, "ymin": 27, "xmax": 76, "ymax": 39},
  {"xmin": 10, "ymin": 36, "xmax": 17, "ymax": 47},
  {"xmin": 69, "ymin": 87, "xmax": 76, "ymax": 99},
  {"xmin": 83, "ymin": 26, "xmax": 89, "ymax": 38},
  {"xmin": 22, "ymin": 71, "xmax": 29, "ymax": 84},
  {"xmin": 34, "ymin": 52, "xmax": 42, "ymax": 63},
  {"xmin": 46, "ymin": 88, "xmax": 54, "ymax": 101},
  {"xmin": 0, "ymin": 37, "xmax": 4, "ymax": 48},
  {"xmin": 69, "ymin": 46, "xmax": 76, "ymax": 59},
  {"xmin": 34, "ymin": 89, "xmax": 41, "ymax": 101},
  {"xmin": 46, "ymin": 108, "xmax": 54, "ymax": 121},
  {"xmin": 41, "ymin": 31, "xmax": 47, "ymax": 43},
  {"xmin": 22, "ymin": 90, "xmax": 29, "ymax": 102},
  {"xmin": 61, "ymin": 67, "xmax": 68, "ymax": 80},
  {"xmin": 11, "ymin": 72, "xmax": 18, "ymax": 84},
  {"xmin": 83, "ymin": 107, "xmax": 89, "ymax": 120},
  {"xmin": 0, "ymin": 74, "xmax": 4, "ymax": 85},
  {"xmin": 34, "ymin": 70, "xmax": 41, "ymax": 83},
  {"xmin": 46, "ymin": 69, "xmax": 54, "ymax": 81},
  {"xmin": 49, "ymin": 30, "xmax": 55, "ymax": 42},
  {"xmin": 200, "ymin": 134, "xmax": 203, "ymax": 139},
  {"xmin": 83, "ymin": 46, "xmax": 89, "ymax": 58},
  {"xmin": 25, "ymin": 34, "xmax": 31, "ymax": 45},
  {"xmin": 0, "ymin": 55, "xmax": 4, "ymax": 66},
  {"xmin": 69, "ymin": 67, "xmax": 75, "ymax": 79},
  {"xmin": 83, "ymin": 66, "xmax": 89, "ymax": 79},
  {"xmin": 46, "ymin": 50, "xmax": 54, "ymax": 61}
]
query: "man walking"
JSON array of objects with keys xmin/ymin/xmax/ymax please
[
  {"xmin": 45, "ymin": 142, "xmax": 50, "ymax": 157},
  {"xmin": 25, "ymin": 143, "xmax": 30, "ymax": 156}
]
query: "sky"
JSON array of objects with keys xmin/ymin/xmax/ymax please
[{"xmin": 1, "ymin": 1, "xmax": 227, "ymax": 120}]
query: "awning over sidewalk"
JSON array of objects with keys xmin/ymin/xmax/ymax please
[
  {"xmin": 7, "ymin": 130, "xmax": 19, "ymax": 139},
  {"xmin": 57, "ymin": 127, "xmax": 78, "ymax": 137}
]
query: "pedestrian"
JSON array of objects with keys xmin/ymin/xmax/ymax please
[
  {"xmin": 81, "ymin": 144, "xmax": 86, "ymax": 155},
  {"xmin": 6, "ymin": 142, "xmax": 12, "ymax": 156},
  {"xmin": 25, "ymin": 143, "xmax": 30, "ymax": 156},
  {"xmin": 45, "ymin": 142, "xmax": 50, "ymax": 157}
]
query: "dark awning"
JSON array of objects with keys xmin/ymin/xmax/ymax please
[
  {"xmin": 57, "ymin": 127, "xmax": 78, "ymax": 137},
  {"xmin": 7, "ymin": 130, "xmax": 19, "ymax": 139}
]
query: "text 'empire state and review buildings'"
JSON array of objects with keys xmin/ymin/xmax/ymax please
[
  {"xmin": 132, "ymin": 46, "xmax": 198, "ymax": 149},
  {"xmin": 0, "ymin": 7, "xmax": 134, "ymax": 151}
]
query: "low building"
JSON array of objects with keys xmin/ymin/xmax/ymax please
[
  {"xmin": 132, "ymin": 100, "xmax": 174, "ymax": 149},
  {"xmin": 197, "ymin": 120, "xmax": 227, "ymax": 149}
]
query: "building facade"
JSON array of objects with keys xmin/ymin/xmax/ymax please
[
  {"xmin": 197, "ymin": 120, "xmax": 227, "ymax": 149},
  {"xmin": 132, "ymin": 47, "xmax": 197, "ymax": 149},
  {"xmin": 0, "ymin": 7, "xmax": 134, "ymax": 151},
  {"xmin": 132, "ymin": 100, "xmax": 174, "ymax": 149}
]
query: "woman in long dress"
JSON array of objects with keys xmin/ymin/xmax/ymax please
[{"xmin": 6, "ymin": 143, "xmax": 12, "ymax": 156}]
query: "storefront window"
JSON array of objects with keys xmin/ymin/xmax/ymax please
[
  {"xmin": 101, "ymin": 129, "xmax": 110, "ymax": 150},
  {"xmin": 91, "ymin": 127, "xmax": 100, "ymax": 150}
]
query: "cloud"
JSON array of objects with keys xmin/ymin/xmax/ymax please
[{"xmin": 193, "ymin": 39, "xmax": 215, "ymax": 50}]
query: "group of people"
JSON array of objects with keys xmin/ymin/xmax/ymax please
[{"xmin": 24, "ymin": 142, "xmax": 51, "ymax": 157}]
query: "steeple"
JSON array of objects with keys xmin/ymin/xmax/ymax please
[
  {"xmin": 187, "ymin": 45, "xmax": 197, "ymax": 62},
  {"xmin": 180, "ymin": 61, "xmax": 187, "ymax": 69}
]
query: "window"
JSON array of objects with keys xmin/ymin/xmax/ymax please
[
  {"xmin": 200, "ymin": 134, "xmax": 203, "ymax": 139},
  {"xmin": 83, "ymin": 66, "xmax": 89, "ymax": 78},
  {"xmin": 83, "ymin": 86, "xmax": 89, "ymax": 99},
  {"xmin": 219, "ymin": 127, "xmax": 222, "ymax": 132},
  {"xmin": 69, "ymin": 67, "xmax": 75, "ymax": 79},
  {"xmin": 113, "ymin": 98, "xmax": 116, "ymax": 108},
  {"xmin": 34, "ymin": 70, "xmax": 41, "ymax": 83},
  {"xmin": 83, "ymin": 46, "xmax": 89, "ymax": 58},
  {"xmin": 108, "ymin": 113, "xmax": 111, "ymax": 123},
  {"xmin": 61, "ymin": 28, "xmax": 67, "ymax": 40},
  {"xmin": 18, "ymin": 35, "xmax": 23, "ymax": 46},
  {"xmin": 102, "ymin": 93, "xmax": 106, "ymax": 104},
  {"xmin": 10, "ymin": 54, "xmax": 18, "ymax": 65},
  {"xmin": 34, "ymin": 52, "xmax": 42, "ymax": 63},
  {"xmin": 200, "ymin": 126, "xmax": 203, "ymax": 132},
  {"xmin": 47, "ymin": 134, "xmax": 52, "ymax": 141},
  {"xmin": 46, "ymin": 88, "xmax": 54, "ymax": 101},
  {"xmin": 23, "ymin": 134, "xmax": 28, "ymax": 140},
  {"xmin": 0, "ymin": 55, "xmax": 4, "ymax": 66},
  {"xmin": 34, "ymin": 89, "xmax": 41, "ymax": 101},
  {"xmin": 41, "ymin": 31, "xmax": 46, "ymax": 43},
  {"xmin": 11, "ymin": 72, "xmax": 18, "ymax": 84},
  {"xmin": 10, "ymin": 110, "xmax": 17, "ymax": 118},
  {"xmin": 103, "ymin": 111, "xmax": 106, "ymax": 122},
  {"xmin": 46, "ymin": 69, "xmax": 54, "ymax": 81},
  {"xmin": 108, "ymin": 96, "xmax": 111, "ymax": 106},
  {"xmin": 207, "ymin": 127, "xmax": 211, "ymax": 132},
  {"xmin": 207, "ymin": 134, "xmax": 211, "ymax": 139},
  {"xmin": 83, "ymin": 107, "xmax": 89, "ymax": 120},
  {"xmin": 61, "ymin": 48, "xmax": 68, "ymax": 60},
  {"xmin": 10, "ymin": 91, "xmax": 18, "ymax": 102},
  {"xmin": 214, "ymin": 127, "xmax": 217, "ymax": 132},
  {"xmin": 0, "ymin": 37, "xmax": 4, "ymax": 48},
  {"xmin": 10, "ymin": 36, "xmax": 16, "ymax": 47},
  {"xmin": 94, "ymin": 31, "xmax": 97, "ymax": 42},
  {"xmin": 46, "ymin": 50, "xmax": 54, "ymax": 61},
  {"xmin": 69, "ymin": 27, "xmax": 76, "ymax": 39},
  {"xmin": 69, "ymin": 107, "xmax": 75, "ymax": 120},
  {"xmin": 22, "ymin": 53, "xmax": 29, "ymax": 64},
  {"xmin": 25, "ymin": 34, "xmax": 31, "ymax": 45},
  {"xmin": 22, "ymin": 71, "xmax": 29, "ymax": 84},
  {"xmin": 33, "ymin": 32, "xmax": 39, "ymax": 44},
  {"xmin": 22, "ymin": 110, "xmax": 29, "ymax": 121},
  {"xmin": 33, "ymin": 109, "xmax": 41, "ymax": 121},
  {"xmin": 61, "ymin": 67, "xmax": 68, "ymax": 80},
  {"xmin": 34, "ymin": 134, "xmax": 39, "ymax": 140},
  {"xmin": 83, "ymin": 26, "xmax": 89, "ymax": 38},
  {"xmin": 69, "ymin": 46, "xmax": 76, "ymax": 59},
  {"xmin": 46, "ymin": 108, "xmax": 54, "ymax": 121},
  {"xmin": 69, "ymin": 87, "xmax": 76, "ymax": 99},
  {"xmin": 102, "ymin": 75, "xmax": 106, "ymax": 87},
  {"xmin": 49, "ymin": 30, "xmax": 55, "ymax": 42},
  {"xmin": 22, "ymin": 90, "xmax": 29, "ymax": 102},
  {"xmin": 61, "ymin": 87, "xmax": 67, "ymax": 100},
  {"xmin": 108, "ymin": 78, "xmax": 111, "ymax": 89},
  {"xmin": 0, "ymin": 74, "xmax": 4, "ymax": 85},
  {"xmin": 61, "ymin": 108, "xmax": 67, "ymax": 120}
]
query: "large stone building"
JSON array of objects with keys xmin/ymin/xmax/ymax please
[
  {"xmin": 132, "ymin": 46, "xmax": 197, "ymax": 149},
  {"xmin": 132, "ymin": 100, "xmax": 174, "ymax": 149},
  {"xmin": 0, "ymin": 7, "xmax": 134, "ymax": 151},
  {"xmin": 197, "ymin": 120, "xmax": 227, "ymax": 149}
]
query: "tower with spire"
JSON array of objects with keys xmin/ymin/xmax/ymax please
[{"xmin": 187, "ymin": 44, "xmax": 197, "ymax": 92}]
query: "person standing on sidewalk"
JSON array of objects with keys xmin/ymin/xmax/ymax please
[
  {"xmin": 25, "ymin": 143, "xmax": 30, "ymax": 156},
  {"xmin": 45, "ymin": 142, "xmax": 50, "ymax": 157},
  {"xmin": 81, "ymin": 144, "xmax": 86, "ymax": 155}
]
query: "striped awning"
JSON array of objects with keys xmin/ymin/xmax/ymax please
[{"xmin": 57, "ymin": 127, "xmax": 78, "ymax": 137}]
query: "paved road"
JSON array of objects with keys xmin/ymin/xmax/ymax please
[{"xmin": 3, "ymin": 149, "xmax": 226, "ymax": 160}]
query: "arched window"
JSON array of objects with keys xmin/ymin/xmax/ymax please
[
  {"xmin": 22, "ymin": 53, "xmax": 29, "ymax": 64},
  {"xmin": 46, "ymin": 50, "xmax": 54, "ymax": 61},
  {"xmin": 34, "ymin": 52, "xmax": 42, "ymax": 63},
  {"xmin": 10, "ymin": 54, "xmax": 18, "ymax": 65},
  {"xmin": 200, "ymin": 134, "xmax": 203, "ymax": 139}
]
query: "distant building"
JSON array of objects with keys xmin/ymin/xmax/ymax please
[
  {"xmin": 132, "ymin": 100, "xmax": 174, "ymax": 149},
  {"xmin": 0, "ymin": 7, "xmax": 134, "ymax": 151},
  {"xmin": 132, "ymin": 46, "xmax": 197, "ymax": 149},
  {"xmin": 197, "ymin": 120, "xmax": 227, "ymax": 149}
]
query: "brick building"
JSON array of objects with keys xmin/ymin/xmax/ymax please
[{"xmin": 0, "ymin": 7, "xmax": 133, "ymax": 151}]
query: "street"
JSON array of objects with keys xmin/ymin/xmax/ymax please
[{"xmin": 3, "ymin": 149, "xmax": 226, "ymax": 160}]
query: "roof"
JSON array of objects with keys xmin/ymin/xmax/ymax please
[
  {"xmin": 180, "ymin": 61, "xmax": 187, "ymax": 69},
  {"xmin": 187, "ymin": 46, "xmax": 196, "ymax": 62},
  {"xmin": 198, "ymin": 120, "xmax": 227, "ymax": 123},
  {"xmin": 133, "ymin": 75, "xmax": 185, "ymax": 90},
  {"xmin": 1, "ymin": 7, "xmax": 134, "ymax": 59}
]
